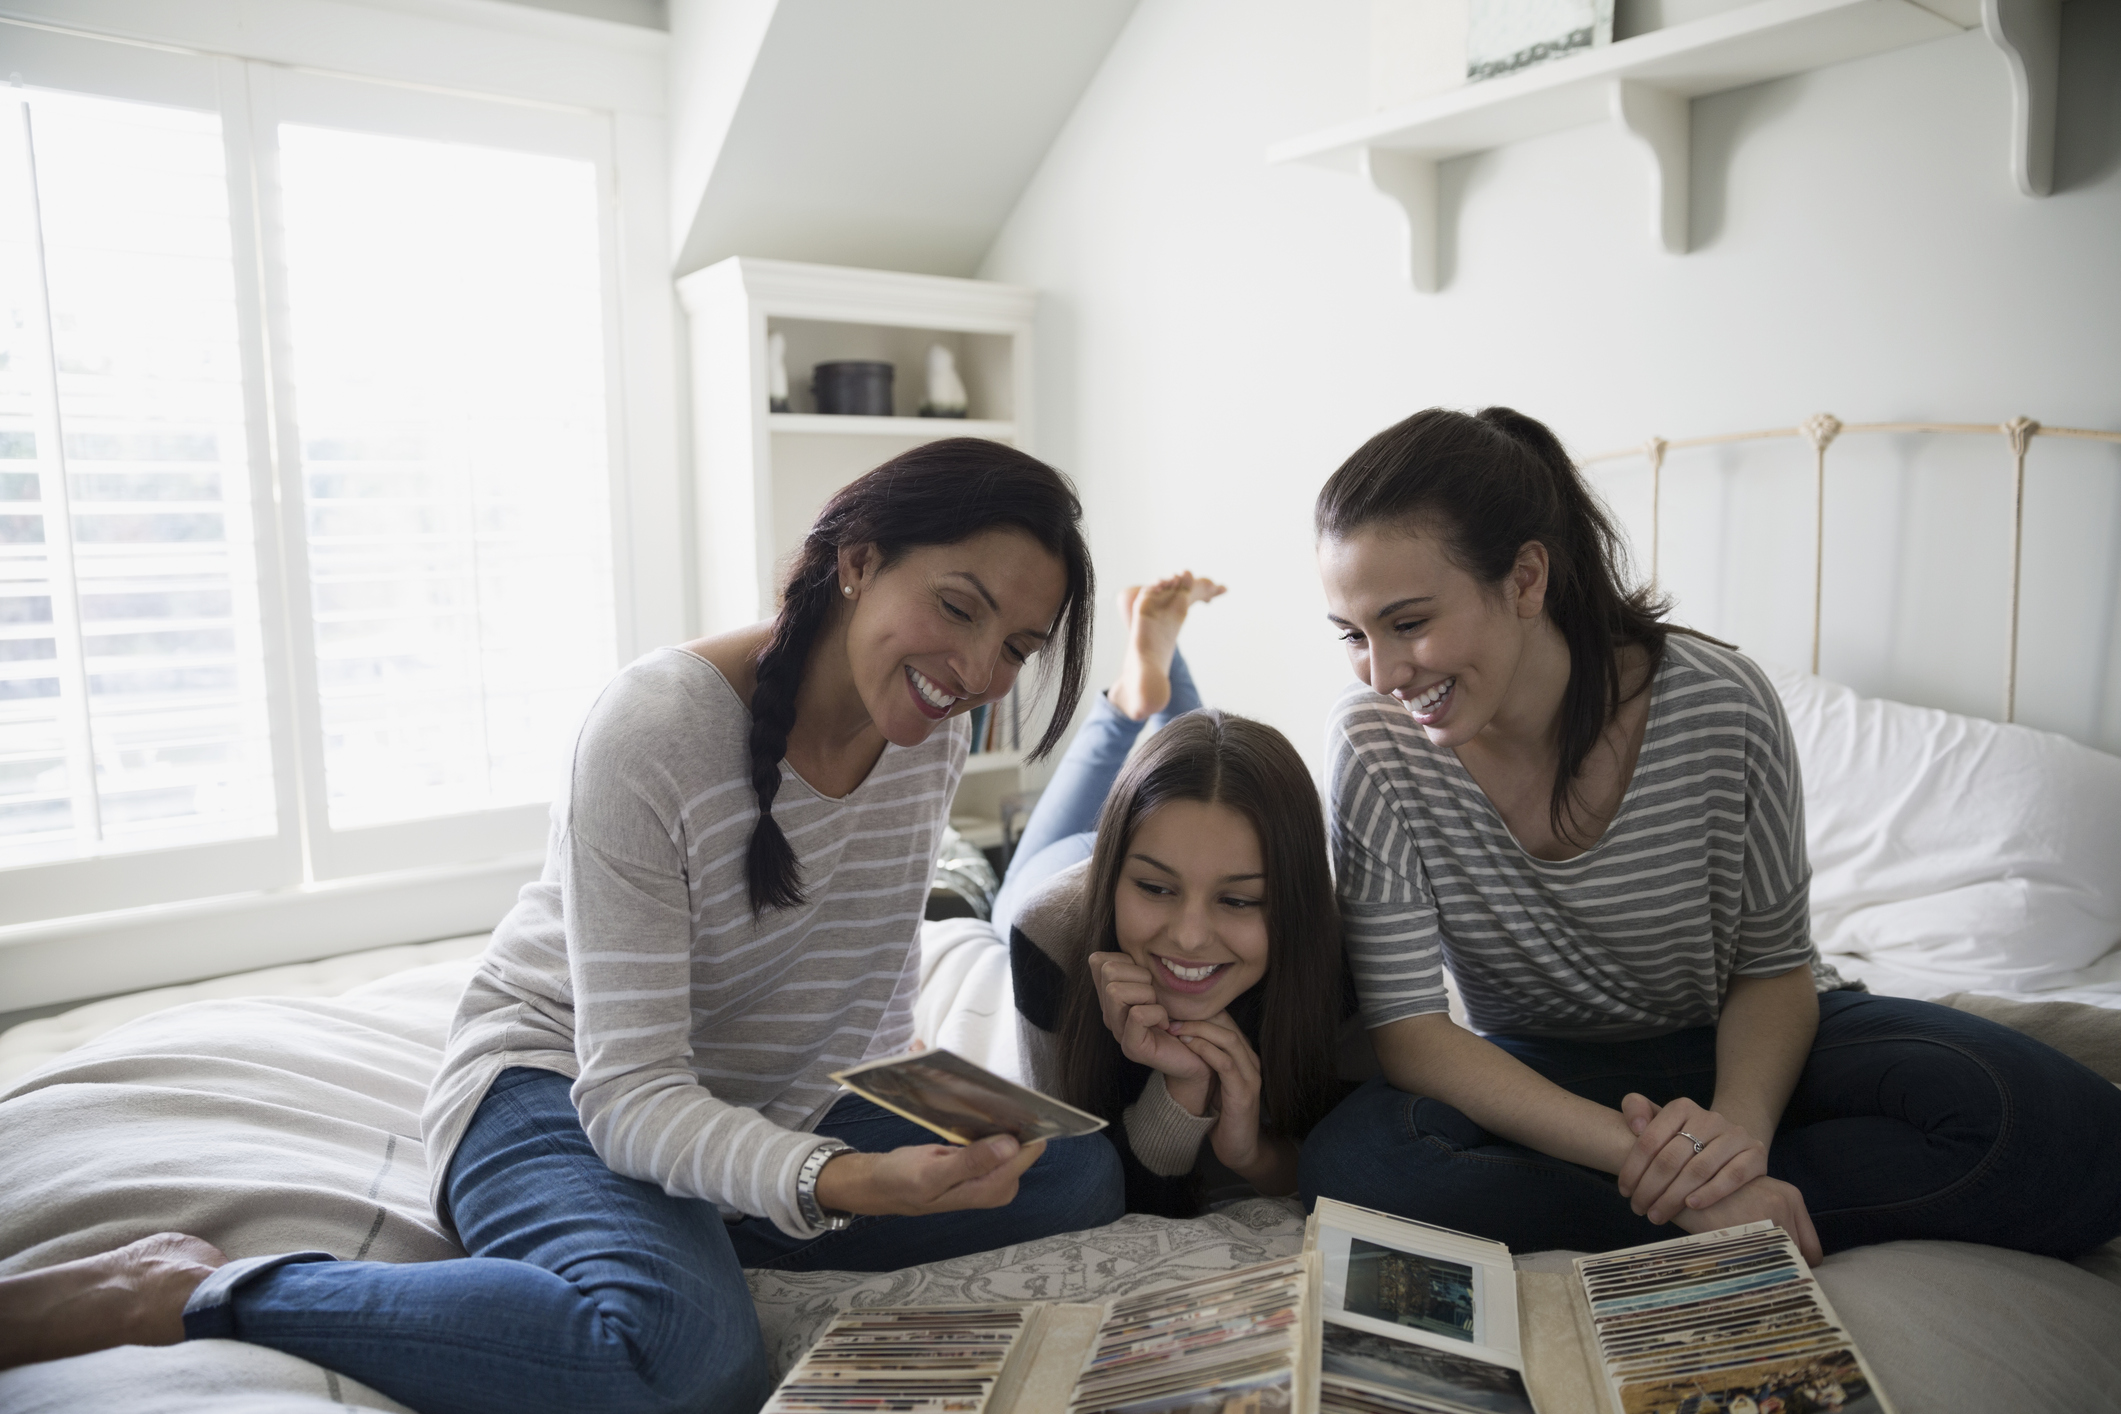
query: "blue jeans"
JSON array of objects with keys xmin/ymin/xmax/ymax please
[
  {"xmin": 1298, "ymin": 990, "xmax": 2121, "ymax": 1259},
  {"xmin": 991, "ymin": 650, "xmax": 1202, "ymax": 937},
  {"xmin": 184, "ymin": 1068, "xmax": 1124, "ymax": 1414}
]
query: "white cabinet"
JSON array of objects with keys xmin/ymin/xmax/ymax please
[
  {"xmin": 675, "ymin": 257, "xmax": 1039, "ymax": 846},
  {"xmin": 676, "ymin": 257, "xmax": 1037, "ymax": 634}
]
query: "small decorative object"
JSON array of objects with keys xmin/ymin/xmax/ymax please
[
  {"xmin": 1466, "ymin": 0, "xmax": 1611, "ymax": 81},
  {"xmin": 919, "ymin": 343, "xmax": 969, "ymax": 418},
  {"xmin": 812, "ymin": 360, "xmax": 894, "ymax": 416},
  {"xmin": 767, "ymin": 331, "xmax": 790, "ymax": 413}
]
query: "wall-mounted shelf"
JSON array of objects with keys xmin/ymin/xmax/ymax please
[
  {"xmin": 770, "ymin": 413, "xmax": 1018, "ymax": 440},
  {"xmin": 1266, "ymin": 0, "xmax": 2059, "ymax": 291}
]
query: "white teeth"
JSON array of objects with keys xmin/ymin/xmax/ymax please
[
  {"xmin": 1407, "ymin": 677, "xmax": 1455, "ymax": 713},
  {"xmin": 909, "ymin": 667, "xmax": 954, "ymax": 710},
  {"xmin": 1160, "ymin": 958, "xmax": 1224, "ymax": 983}
]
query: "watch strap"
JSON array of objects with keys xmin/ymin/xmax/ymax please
[{"xmin": 796, "ymin": 1140, "xmax": 853, "ymax": 1232}]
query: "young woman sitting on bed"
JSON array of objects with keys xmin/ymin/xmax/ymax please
[
  {"xmin": 0, "ymin": 440, "xmax": 1122, "ymax": 1414},
  {"xmin": 1301, "ymin": 406, "xmax": 2121, "ymax": 1263},
  {"xmin": 1007, "ymin": 576, "xmax": 1347, "ymax": 1217}
]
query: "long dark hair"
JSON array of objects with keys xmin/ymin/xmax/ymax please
[
  {"xmin": 747, "ymin": 438, "xmax": 1093, "ymax": 914},
  {"xmin": 1314, "ymin": 406, "xmax": 1672, "ymax": 844},
  {"xmin": 1055, "ymin": 710, "xmax": 1343, "ymax": 1145}
]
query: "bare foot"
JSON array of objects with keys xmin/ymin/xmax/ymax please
[
  {"xmin": 0, "ymin": 1232, "xmax": 226, "ymax": 1370},
  {"xmin": 1108, "ymin": 572, "xmax": 1226, "ymax": 721}
]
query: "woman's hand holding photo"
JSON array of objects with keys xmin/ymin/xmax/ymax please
[{"xmin": 813, "ymin": 1136, "xmax": 1047, "ymax": 1218}]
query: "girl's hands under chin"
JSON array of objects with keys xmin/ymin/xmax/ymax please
[
  {"xmin": 1087, "ymin": 951, "xmax": 1214, "ymax": 1106},
  {"xmin": 1169, "ymin": 1014, "xmax": 1267, "ymax": 1173}
]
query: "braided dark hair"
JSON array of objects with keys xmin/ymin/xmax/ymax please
[
  {"xmin": 746, "ymin": 437, "xmax": 1094, "ymax": 914},
  {"xmin": 1314, "ymin": 407, "xmax": 1672, "ymax": 845}
]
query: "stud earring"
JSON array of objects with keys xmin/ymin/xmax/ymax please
[{"xmin": 842, "ymin": 585, "xmax": 853, "ymax": 597}]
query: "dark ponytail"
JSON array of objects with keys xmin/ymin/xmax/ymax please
[
  {"xmin": 746, "ymin": 437, "xmax": 1094, "ymax": 914},
  {"xmin": 1314, "ymin": 407, "xmax": 1670, "ymax": 845}
]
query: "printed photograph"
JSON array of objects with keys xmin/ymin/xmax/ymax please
[
  {"xmin": 1341, "ymin": 1239, "xmax": 1477, "ymax": 1342},
  {"xmin": 1097, "ymin": 1371, "xmax": 1294, "ymax": 1414},
  {"xmin": 832, "ymin": 1049, "xmax": 1105, "ymax": 1145},
  {"xmin": 1320, "ymin": 1323, "xmax": 1534, "ymax": 1414},
  {"xmin": 1618, "ymin": 1346, "xmax": 1882, "ymax": 1414}
]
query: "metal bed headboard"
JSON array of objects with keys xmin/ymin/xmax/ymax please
[{"xmin": 1583, "ymin": 417, "xmax": 2121, "ymax": 724}]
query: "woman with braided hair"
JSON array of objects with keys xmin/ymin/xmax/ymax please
[{"xmin": 0, "ymin": 439, "xmax": 1121, "ymax": 1414}]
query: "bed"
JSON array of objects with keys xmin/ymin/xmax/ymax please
[{"xmin": 6, "ymin": 405, "xmax": 2121, "ymax": 1411}]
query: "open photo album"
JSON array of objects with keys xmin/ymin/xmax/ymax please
[
  {"xmin": 757, "ymin": 1198, "xmax": 1896, "ymax": 1414},
  {"xmin": 760, "ymin": 1252, "xmax": 1321, "ymax": 1414},
  {"xmin": 1305, "ymin": 1200, "xmax": 1892, "ymax": 1414}
]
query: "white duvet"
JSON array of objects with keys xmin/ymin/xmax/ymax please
[{"xmin": 4, "ymin": 938, "xmax": 2121, "ymax": 1414}]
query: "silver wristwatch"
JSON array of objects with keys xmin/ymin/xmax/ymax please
[{"xmin": 796, "ymin": 1140, "xmax": 853, "ymax": 1232}]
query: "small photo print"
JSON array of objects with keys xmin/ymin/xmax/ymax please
[
  {"xmin": 831, "ymin": 1049, "xmax": 1106, "ymax": 1146},
  {"xmin": 1617, "ymin": 1346, "xmax": 1881, "ymax": 1414},
  {"xmin": 1320, "ymin": 1324, "xmax": 1534, "ymax": 1414},
  {"xmin": 1342, "ymin": 1239, "xmax": 1476, "ymax": 1343}
]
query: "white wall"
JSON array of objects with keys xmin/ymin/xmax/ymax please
[{"xmin": 980, "ymin": 0, "xmax": 2121, "ymax": 776}]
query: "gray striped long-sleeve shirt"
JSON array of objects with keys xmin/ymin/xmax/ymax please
[
  {"xmin": 422, "ymin": 648, "xmax": 963, "ymax": 1237},
  {"xmin": 1328, "ymin": 636, "xmax": 1843, "ymax": 1042}
]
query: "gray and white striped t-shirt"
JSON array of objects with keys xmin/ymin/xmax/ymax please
[
  {"xmin": 421, "ymin": 648, "xmax": 963, "ymax": 1237},
  {"xmin": 1329, "ymin": 637, "xmax": 1840, "ymax": 1041}
]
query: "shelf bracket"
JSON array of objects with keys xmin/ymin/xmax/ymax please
[
  {"xmin": 1362, "ymin": 148, "xmax": 1440, "ymax": 294},
  {"xmin": 1611, "ymin": 80, "xmax": 1690, "ymax": 254},
  {"xmin": 1982, "ymin": 0, "xmax": 2060, "ymax": 196}
]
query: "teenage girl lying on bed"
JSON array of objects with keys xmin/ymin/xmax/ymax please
[
  {"xmin": 1300, "ymin": 405, "xmax": 2121, "ymax": 1262},
  {"xmin": 0, "ymin": 440, "xmax": 1121, "ymax": 1414},
  {"xmin": 1007, "ymin": 576, "xmax": 1350, "ymax": 1216}
]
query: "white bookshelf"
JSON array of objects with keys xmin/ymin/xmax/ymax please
[
  {"xmin": 676, "ymin": 256, "xmax": 1041, "ymax": 844},
  {"xmin": 1268, "ymin": 0, "xmax": 2059, "ymax": 291}
]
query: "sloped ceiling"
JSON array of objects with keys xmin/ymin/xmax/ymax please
[{"xmin": 670, "ymin": 0, "xmax": 1139, "ymax": 278}]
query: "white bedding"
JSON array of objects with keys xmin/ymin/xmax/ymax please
[
  {"xmin": 4, "ymin": 938, "xmax": 2120, "ymax": 1414},
  {"xmin": 1773, "ymin": 666, "xmax": 2121, "ymax": 1007}
]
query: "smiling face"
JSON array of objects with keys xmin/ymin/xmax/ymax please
[
  {"xmin": 840, "ymin": 527, "xmax": 1068, "ymax": 749},
  {"xmin": 1316, "ymin": 522, "xmax": 1548, "ymax": 748},
  {"xmin": 1111, "ymin": 798, "xmax": 1270, "ymax": 1021}
]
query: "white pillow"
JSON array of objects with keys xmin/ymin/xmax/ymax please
[{"xmin": 1769, "ymin": 666, "xmax": 2121, "ymax": 994}]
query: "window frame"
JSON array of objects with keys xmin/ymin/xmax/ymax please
[{"xmin": 0, "ymin": 8, "xmax": 681, "ymax": 1008}]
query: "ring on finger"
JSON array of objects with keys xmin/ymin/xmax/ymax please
[{"xmin": 1679, "ymin": 1130, "xmax": 1706, "ymax": 1155}]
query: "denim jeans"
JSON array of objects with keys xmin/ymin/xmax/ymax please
[
  {"xmin": 184, "ymin": 1067, "xmax": 1125, "ymax": 1414},
  {"xmin": 1298, "ymin": 990, "xmax": 2121, "ymax": 1259},
  {"xmin": 991, "ymin": 650, "xmax": 1202, "ymax": 937}
]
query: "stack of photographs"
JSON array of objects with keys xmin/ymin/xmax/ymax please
[
  {"xmin": 1575, "ymin": 1226, "xmax": 1889, "ymax": 1414},
  {"xmin": 1068, "ymin": 1256, "xmax": 1313, "ymax": 1414},
  {"xmin": 1307, "ymin": 1200, "xmax": 1533, "ymax": 1414},
  {"xmin": 762, "ymin": 1305, "xmax": 1031, "ymax": 1413}
]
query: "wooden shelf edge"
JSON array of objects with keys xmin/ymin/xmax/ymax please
[{"xmin": 769, "ymin": 414, "xmax": 1016, "ymax": 440}]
